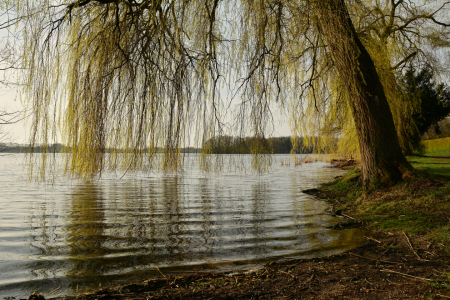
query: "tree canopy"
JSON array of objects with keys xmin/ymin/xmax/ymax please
[{"xmin": 3, "ymin": 0, "xmax": 449, "ymax": 182}]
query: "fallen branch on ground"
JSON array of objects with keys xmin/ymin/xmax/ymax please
[
  {"xmin": 403, "ymin": 231, "xmax": 428, "ymax": 261},
  {"xmin": 380, "ymin": 269, "xmax": 432, "ymax": 281},
  {"xmin": 349, "ymin": 252, "xmax": 402, "ymax": 265}
]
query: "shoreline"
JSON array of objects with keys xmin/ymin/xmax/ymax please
[{"xmin": 39, "ymin": 230, "xmax": 449, "ymax": 300}]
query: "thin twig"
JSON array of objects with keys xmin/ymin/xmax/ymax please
[
  {"xmin": 279, "ymin": 270, "xmax": 296, "ymax": 279},
  {"xmin": 50, "ymin": 286, "xmax": 61, "ymax": 295},
  {"xmin": 379, "ymin": 241, "xmax": 396, "ymax": 258},
  {"xmin": 155, "ymin": 266, "xmax": 166, "ymax": 278},
  {"xmin": 386, "ymin": 278, "xmax": 411, "ymax": 286},
  {"xmin": 380, "ymin": 269, "xmax": 432, "ymax": 281},
  {"xmin": 362, "ymin": 288, "xmax": 387, "ymax": 291},
  {"xmin": 349, "ymin": 252, "xmax": 402, "ymax": 265},
  {"xmin": 365, "ymin": 236, "xmax": 381, "ymax": 244},
  {"xmin": 342, "ymin": 213, "xmax": 358, "ymax": 220},
  {"xmin": 171, "ymin": 271, "xmax": 217, "ymax": 274},
  {"xmin": 403, "ymin": 231, "xmax": 426, "ymax": 261},
  {"xmin": 306, "ymin": 273, "xmax": 314, "ymax": 283},
  {"xmin": 436, "ymin": 294, "xmax": 450, "ymax": 299}
]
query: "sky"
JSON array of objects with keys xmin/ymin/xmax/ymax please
[
  {"xmin": 0, "ymin": 2, "xmax": 298, "ymax": 146},
  {"xmin": 0, "ymin": 83, "xmax": 28, "ymax": 144},
  {"xmin": 0, "ymin": 12, "xmax": 292, "ymax": 145},
  {"xmin": 0, "ymin": 80, "xmax": 292, "ymax": 145},
  {"xmin": 3, "ymin": 0, "xmax": 447, "ymax": 145},
  {"xmin": 0, "ymin": 38, "xmax": 291, "ymax": 145}
]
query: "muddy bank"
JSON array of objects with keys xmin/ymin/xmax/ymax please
[
  {"xmin": 32, "ymin": 230, "xmax": 449, "ymax": 300},
  {"xmin": 329, "ymin": 158, "xmax": 361, "ymax": 170}
]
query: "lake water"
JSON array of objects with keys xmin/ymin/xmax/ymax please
[{"xmin": 0, "ymin": 154, "xmax": 362, "ymax": 298}]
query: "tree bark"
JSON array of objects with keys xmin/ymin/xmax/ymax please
[{"xmin": 314, "ymin": 0, "xmax": 413, "ymax": 186}]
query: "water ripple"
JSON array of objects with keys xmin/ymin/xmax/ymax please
[{"xmin": 0, "ymin": 154, "xmax": 362, "ymax": 298}]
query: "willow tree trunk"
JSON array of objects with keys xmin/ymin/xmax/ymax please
[{"xmin": 315, "ymin": 0, "xmax": 413, "ymax": 186}]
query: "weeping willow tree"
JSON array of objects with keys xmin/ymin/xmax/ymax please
[
  {"xmin": 345, "ymin": 0, "xmax": 450, "ymax": 155},
  {"xmin": 297, "ymin": 1, "xmax": 450, "ymax": 157},
  {"xmin": 7, "ymin": 0, "xmax": 449, "ymax": 185}
]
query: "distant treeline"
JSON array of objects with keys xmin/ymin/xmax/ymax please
[
  {"xmin": 0, "ymin": 143, "xmax": 66, "ymax": 153},
  {"xmin": 0, "ymin": 143, "xmax": 200, "ymax": 154},
  {"xmin": 203, "ymin": 136, "xmax": 336, "ymax": 154},
  {"xmin": 0, "ymin": 136, "xmax": 334, "ymax": 154}
]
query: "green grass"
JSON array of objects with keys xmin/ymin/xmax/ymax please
[
  {"xmin": 408, "ymin": 156, "xmax": 450, "ymax": 177},
  {"xmin": 425, "ymin": 150, "xmax": 450, "ymax": 156},
  {"xmin": 320, "ymin": 157, "xmax": 450, "ymax": 247}
]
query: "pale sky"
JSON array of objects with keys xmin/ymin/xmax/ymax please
[
  {"xmin": 0, "ymin": 84, "xmax": 28, "ymax": 144},
  {"xmin": 0, "ymin": 82, "xmax": 292, "ymax": 145},
  {"xmin": 1, "ymin": 0, "xmax": 448, "ymax": 145},
  {"xmin": 0, "ymin": 23, "xmax": 291, "ymax": 145}
]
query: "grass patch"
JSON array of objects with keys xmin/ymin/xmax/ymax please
[
  {"xmin": 425, "ymin": 150, "xmax": 450, "ymax": 156},
  {"xmin": 320, "ymin": 157, "xmax": 450, "ymax": 247},
  {"xmin": 408, "ymin": 156, "xmax": 450, "ymax": 178}
]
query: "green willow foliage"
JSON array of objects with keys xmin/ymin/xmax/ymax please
[
  {"xmin": 3, "ymin": 0, "xmax": 449, "ymax": 178},
  {"xmin": 344, "ymin": 0, "xmax": 450, "ymax": 155}
]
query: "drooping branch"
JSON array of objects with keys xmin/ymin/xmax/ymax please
[
  {"xmin": 11, "ymin": 0, "xmax": 447, "ymax": 180},
  {"xmin": 391, "ymin": 51, "xmax": 417, "ymax": 70}
]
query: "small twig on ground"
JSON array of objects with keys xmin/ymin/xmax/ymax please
[
  {"xmin": 258, "ymin": 269, "xmax": 268, "ymax": 277},
  {"xmin": 171, "ymin": 271, "xmax": 217, "ymax": 274},
  {"xmin": 342, "ymin": 213, "xmax": 358, "ymax": 220},
  {"xmin": 436, "ymin": 293, "xmax": 450, "ymax": 299},
  {"xmin": 386, "ymin": 278, "xmax": 410, "ymax": 286},
  {"xmin": 349, "ymin": 252, "xmax": 402, "ymax": 265},
  {"xmin": 365, "ymin": 236, "xmax": 381, "ymax": 244},
  {"xmin": 50, "ymin": 286, "xmax": 61, "ymax": 295},
  {"xmin": 380, "ymin": 269, "xmax": 432, "ymax": 281},
  {"xmin": 279, "ymin": 270, "xmax": 296, "ymax": 279},
  {"xmin": 378, "ymin": 241, "xmax": 396, "ymax": 260},
  {"xmin": 361, "ymin": 288, "xmax": 387, "ymax": 292},
  {"xmin": 403, "ymin": 231, "xmax": 427, "ymax": 261},
  {"xmin": 155, "ymin": 266, "xmax": 166, "ymax": 278}
]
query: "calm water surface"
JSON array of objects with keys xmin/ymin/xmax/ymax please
[{"xmin": 0, "ymin": 154, "xmax": 362, "ymax": 298}]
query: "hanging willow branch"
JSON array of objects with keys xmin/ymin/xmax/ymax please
[{"xmin": 7, "ymin": 0, "xmax": 449, "ymax": 178}]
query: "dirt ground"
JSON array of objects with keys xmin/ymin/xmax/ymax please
[{"xmin": 33, "ymin": 229, "xmax": 449, "ymax": 300}]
